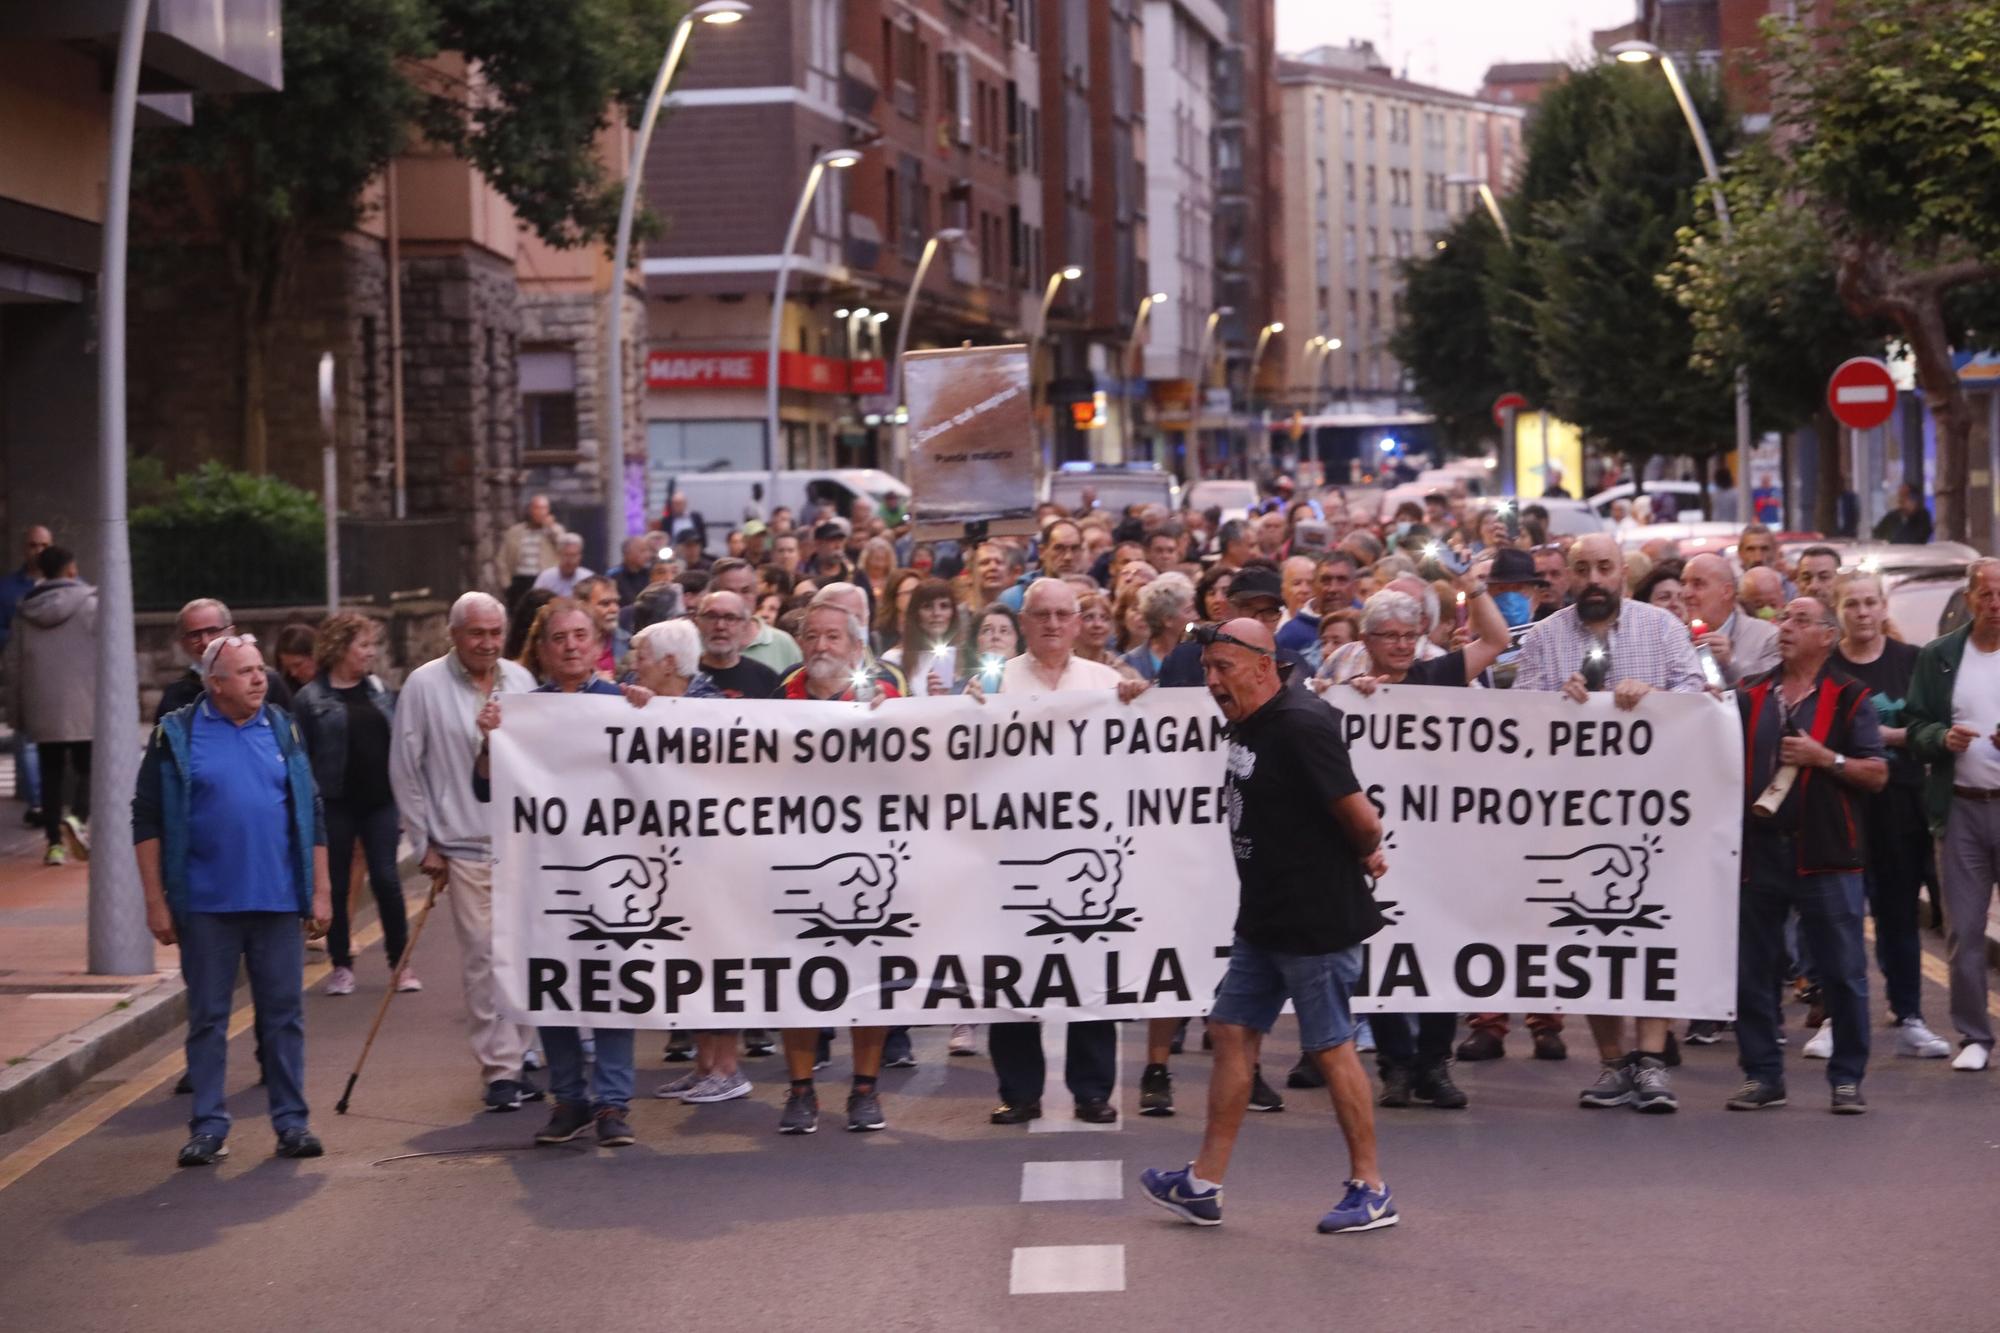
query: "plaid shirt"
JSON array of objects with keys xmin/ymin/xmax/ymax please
[{"xmin": 1514, "ymin": 599, "xmax": 1706, "ymax": 695}]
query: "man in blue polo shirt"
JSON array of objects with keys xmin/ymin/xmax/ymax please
[{"xmin": 134, "ymin": 634, "xmax": 332, "ymax": 1168}]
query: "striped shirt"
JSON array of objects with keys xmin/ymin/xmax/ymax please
[{"xmin": 1514, "ymin": 599, "xmax": 1706, "ymax": 695}]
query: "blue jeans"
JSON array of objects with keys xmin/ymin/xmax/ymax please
[
  {"xmin": 1208, "ymin": 936, "xmax": 1362, "ymax": 1053},
  {"xmin": 541, "ymin": 1025, "xmax": 634, "ymax": 1112},
  {"xmin": 324, "ymin": 799, "xmax": 409, "ymax": 969},
  {"xmin": 180, "ymin": 911, "xmax": 309, "ymax": 1139},
  {"xmin": 1736, "ymin": 862, "xmax": 1871, "ymax": 1088},
  {"xmin": 10, "ymin": 733, "xmax": 39, "ymax": 806}
]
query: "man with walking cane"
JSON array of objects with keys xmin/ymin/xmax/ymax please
[
  {"xmin": 133, "ymin": 634, "xmax": 331, "ymax": 1168},
  {"xmin": 389, "ymin": 592, "xmax": 542, "ymax": 1113}
]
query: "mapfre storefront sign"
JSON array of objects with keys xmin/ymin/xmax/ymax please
[{"xmin": 646, "ymin": 350, "xmax": 887, "ymax": 395}]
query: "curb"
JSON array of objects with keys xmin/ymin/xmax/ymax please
[{"xmin": 0, "ymin": 975, "xmax": 187, "ymax": 1136}]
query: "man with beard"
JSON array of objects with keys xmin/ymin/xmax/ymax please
[
  {"xmin": 1516, "ymin": 533, "xmax": 1706, "ymax": 1113},
  {"xmin": 693, "ymin": 590, "xmax": 779, "ymax": 698},
  {"xmin": 1138, "ymin": 619, "xmax": 1396, "ymax": 1234},
  {"xmin": 770, "ymin": 602, "xmax": 902, "ymax": 1133}
]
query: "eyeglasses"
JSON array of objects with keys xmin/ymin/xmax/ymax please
[
  {"xmin": 180, "ymin": 621, "xmax": 236, "ymax": 645},
  {"xmin": 1184, "ymin": 623, "xmax": 1273, "ymax": 656},
  {"xmin": 1365, "ymin": 630, "xmax": 1422, "ymax": 645},
  {"xmin": 695, "ymin": 611, "xmax": 749, "ymax": 625},
  {"xmin": 1022, "ymin": 609, "xmax": 1078, "ymax": 623}
]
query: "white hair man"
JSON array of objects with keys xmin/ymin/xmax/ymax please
[
  {"xmin": 531, "ymin": 532, "xmax": 592, "ymax": 598},
  {"xmin": 154, "ymin": 597, "xmax": 295, "ymax": 720},
  {"xmin": 388, "ymin": 591, "xmax": 543, "ymax": 1113},
  {"xmin": 967, "ymin": 578, "xmax": 1149, "ymax": 1127}
]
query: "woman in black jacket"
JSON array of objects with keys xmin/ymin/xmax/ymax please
[{"xmin": 292, "ymin": 613, "xmax": 413, "ymax": 996}]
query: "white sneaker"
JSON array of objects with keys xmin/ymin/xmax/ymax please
[
  {"xmin": 324, "ymin": 966, "xmax": 356, "ymax": 996},
  {"xmin": 1952, "ymin": 1042, "xmax": 1991, "ymax": 1072},
  {"xmin": 682, "ymin": 1070, "xmax": 753, "ymax": 1103},
  {"xmin": 1896, "ymin": 1017, "xmax": 1952, "ymax": 1059},
  {"xmin": 1355, "ymin": 1017, "xmax": 1376, "ymax": 1054},
  {"xmin": 394, "ymin": 967, "xmax": 423, "ymax": 993},
  {"xmin": 948, "ymin": 1024, "xmax": 979, "ymax": 1056},
  {"xmin": 1801, "ymin": 1020, "xmax": 1834, "ymax": 1060}
]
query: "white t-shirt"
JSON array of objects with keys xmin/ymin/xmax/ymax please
[
  {"xmin": 532, "ymin": 564, "xmax": 592, "ymax": 598},
  {"xmin": 1952, "ymin": 640, "xmax": 2000, "ymax": 788},
  {"xmin": 882, "ymin": 643, "xmax": 959, "ymax": 696},
  {"xmin": 999, "ymin": 652, "xmax": 1121, "ymax": 695}
]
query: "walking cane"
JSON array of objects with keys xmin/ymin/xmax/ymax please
[{"xmin": 335, "ymin": 877, "xmax": 443, "ymax": 1115}]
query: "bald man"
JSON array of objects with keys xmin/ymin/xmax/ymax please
[
  {"xmin": 1515, "ymin": 533, "xmax": 1708, "ymax": 1113},
  {"xmin": 1682, "ymin": 552, "xmax": 1779, "ymax": 686}
]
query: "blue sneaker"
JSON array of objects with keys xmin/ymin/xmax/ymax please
[
  {"xmin": 1317, "ymin": 1179, "xmax": 1398, "ymax": 1234},
  {"xmin": 1139, "ymin": 1163, "xmax": 1223, "ymax": 1227}
]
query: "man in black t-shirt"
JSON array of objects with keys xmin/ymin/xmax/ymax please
[
  {"xmin": 692, "ymin": 590, "xmax": 780, "ymax": 699},
  {"xmin": 1139, "ymin": 619, "xmax": 1399, "ymax": 1236}
]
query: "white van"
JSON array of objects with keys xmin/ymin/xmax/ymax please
[{"xmin": 657, "ymin": 469, "xmax": 911, "ymax": 552}]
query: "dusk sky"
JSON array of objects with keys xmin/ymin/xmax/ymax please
[{"xmin": 1274, "ymin": 0, "xmax": 1640, "ymax": 95}]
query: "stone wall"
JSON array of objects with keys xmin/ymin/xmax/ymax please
[{"xmin": 515, "ymin": 285, "xmax": 649, "ymax": 558}]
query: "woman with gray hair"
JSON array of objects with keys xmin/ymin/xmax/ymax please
[
  {"xmin": 629, "ymin": 619, "xmax": 720, "ymax": 698},
  {"xmin": 1123, "ymin": 572, "xmax": 1196, "ymax": 682}
]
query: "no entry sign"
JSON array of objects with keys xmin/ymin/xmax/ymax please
[
  {"xmin": 1827, "ymin": 357, "xmax": 1897, "ymax": 431},
  {"xmin": 1492, "ymin": 391, "xmax": 1528, "ymax": 429}
]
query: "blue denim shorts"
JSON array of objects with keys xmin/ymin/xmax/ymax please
[{"xmin": 1207, "ymin": 936, "xmax": 1363, "ymax": 1053}]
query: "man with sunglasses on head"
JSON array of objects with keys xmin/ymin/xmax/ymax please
[
  {"xmin": 154, "ymin": 598, "xmax": 292, "ymax": 721},
  {"xmin": 1139, "ymin": 618, "xmax": 1397, "ymax": 1234}
]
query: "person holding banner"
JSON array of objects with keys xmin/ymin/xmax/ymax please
[
  {"xmin": 1729, "ymin": 598, "xmax": 1887, "ymax": 1114},
  {"xmin": 769, "ymin": 600, "xmax": 903, "ymax": 1134},
  {"xmin": 966, "ymin": 578, "xmax": 1150, "ymax": 1127},
  {"xmin": 1140, "ymin": 618, "xmax": 1396, "ymax": 1233},
  {"xmin": 474, "ymin": 601, "xmax": 653, "ymax": 1148},
  {"xmin": 1333, "ymin": 576, "xmax": 1511, "ymax": 1110},
  {"xmin": 1514, "ymin": 533, "xmax": 1707, "ymax": 1114}
]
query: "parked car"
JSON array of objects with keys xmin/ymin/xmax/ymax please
[
  {"xmin": 661, "ymin": 468, "xmax": 911, "ymax": 553},
  {"xmin": 1587, "ymin": 480, "xmax": 1708, "ymax": 522},
  {"xmin": 1184, "ymin": 479, "xmax": 1260, "ymax": 523},
  {"xmin": 1779, "ymin": 540, "xmax": 1979, "ymax": 644},
  {"xmin": 1044, "ymin": 462, "xmax": 1182, "ymax": 517}
]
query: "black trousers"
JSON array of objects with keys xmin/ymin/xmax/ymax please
[
  {"xmin": 505, "ymin": 575, "xmax": 536, "ymax": 613},
  {"xmin": 324, "ymin": 798, "xmax": 409, "ymax": 969},
  {"xmin": 989, "ymin": 1019, "xmax": 1116, "ymax": 1106},
  {"xmin": 1373, "ymin": 1012, "xmax": 1457, "ymax": 1075},
  {"xmin": 39, "ymin": 740, "xmax": 91, "ymax": 846}
]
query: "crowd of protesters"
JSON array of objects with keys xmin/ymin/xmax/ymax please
[{"xmin": 8, "ymin": 469, "xmax": 1996, "ymax": 1230}]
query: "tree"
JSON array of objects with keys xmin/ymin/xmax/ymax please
[
  {"xmin": 1766, "ymin": 0, "xmax": 2000, "ymax": 540},
  {"xmin": 135, "ymin": 0, "xmax": 682, "ymax": 472},
  {"xmin": 1662, "ymin": 142, "xmax": 1886, "ymax": 531},
  {"xmin": 1523, "ymin": 63, "xmax": 1739, "ymax": 478},
  {"xmin": 1388, "ymin": 209, "xmax": 1509, "ymax": 454}
]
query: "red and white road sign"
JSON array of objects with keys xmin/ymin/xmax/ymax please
[
  {"xmin": 1827, "ymin": 357, "xmax": 1897, "ymax": 431},
  {"xmin": 1492, "ymin": 391, "xmax": 1528, "ymax": 429}
]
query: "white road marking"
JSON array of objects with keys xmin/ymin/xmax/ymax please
[
  {"xmin": 1010, "ymin": 1244, "xmax": 1126, "ymax": 1295},
  {"xmin": 1835, "ymin": 384, "xmax": 1890, "ymax": 403},
  {"xmin": 1029, "ymin": 1019, "xmax": 1123, "ymax": 1133},
  {"xmin": 1021, "ymin": 1158, "xmax": 1124, "ymax": 1202}
]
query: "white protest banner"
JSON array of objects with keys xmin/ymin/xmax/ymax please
[
  {"xmin": 488, "ymin": 689, "xmax": 1237, "ymax": 1029},
  {"xmin": 1333, "ymin": 684, "xmax": 1743, "ymax": 1019}
]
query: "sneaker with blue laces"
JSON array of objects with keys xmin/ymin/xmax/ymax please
[
  {"xmin": 1138, "ymin": 1164, "xmax": 1223, "ymax": 1227},
  {"xmin": 1317, "ymin": 1179, "xmax": 1398, "ymax": 1234}
]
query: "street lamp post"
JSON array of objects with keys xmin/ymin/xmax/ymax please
[
  {"xmin": 1612, "ymin": 38, "xmax": 1753, "ymax": 524},
  {"xmin": 890, "ymin": 227, "xmax": 966, "ymax": 474},
  {"xmin": 604, "ymin": 0, "xmax": 748, "ymax": 564},
  {"xmin": 765, "ymin": 146, "xmax": 862, "ymax": 514},
  {"xmin": 1190, "ymin": 306, "xmax": 1232, "ymax": 473},
  {"xmin": 1123, "ymin": 291, "xmax": 1169, "ymax": 460},
  {"xmin": 1445, "ymin": 173, "xmax": 1511, "ymax": 247},
  {"xmin": 1033, "ymin": 265, "xmax": 1083, "ymax": 460},
  {"xmin": 1248, "ymin": 321, "xmax": 1283, "ymax": 475}
]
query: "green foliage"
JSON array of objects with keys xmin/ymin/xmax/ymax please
[
  {"xmin": 1388, "ymin": 210, "xmax": 1508, "ymax": 453},
  {"xmin": 131, "ymin": 464, "xmax": 326, "ymax": 610}
]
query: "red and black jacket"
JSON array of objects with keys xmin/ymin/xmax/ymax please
[{"xmin": 1738, "ymin": 666, "xmax": 1873, "ymax": 877}]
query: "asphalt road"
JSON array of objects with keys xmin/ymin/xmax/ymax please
[{"xmin": 3, "ymin": 907, "xmax": 1998, "ymax": 1332}]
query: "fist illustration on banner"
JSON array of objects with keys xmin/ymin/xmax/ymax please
[
  {"xmin": 1000, "ymin": 844, "xmax": 1126, "ymax": 923},
  {"xmin": 539, "ymin": 848, "xmax": 687, "ymax": 948},
  {"xmin": 1526, "ymin": 841, "xmax": 1651, "ymax": 916},
  {"xmin": 773, "ymin": 846, "xmax": 904, "ymax": 926}
]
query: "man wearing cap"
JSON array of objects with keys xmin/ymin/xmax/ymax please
[
  {"xmin": 807, "ymin": 520, "xmax": 859, "ymax": 587},
  {"xmin": 1480, "ymin": 547, "xmax": 1548, "ymax": 689},
  {"xmin": 673, "ymin": 527, "xmax": 712, "ymax": 574},
  {"xmin": 740, "ymin": 519, "xmax": 770, "ymax": 565}
]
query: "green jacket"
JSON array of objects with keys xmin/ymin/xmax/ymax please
[{"xmin": 1904, "ymin": 624, "xmax": 1972, "ymax": 836}]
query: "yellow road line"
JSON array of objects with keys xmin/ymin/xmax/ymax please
[
  {"xmin": 0, "ymin": 911, "xmax": 400, "ymax": 1194},
  {"xmin": 1866, "ymin": 918, "xmax": 2000, "ymax": 1019}
]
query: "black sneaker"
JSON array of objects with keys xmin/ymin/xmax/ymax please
[
  {"xmin": 1248, "ymin": 1066, "xmax": 1285, "ymax": 1112},
  {"xmin": 484, "ymin": 1079, "xmax": 524, "ymax": 1113},
  {"xmin": 516, "ymin": 1070, "xmax": 546, "ymax": 1103},
  {"xmin": 1168, "ymin": 1018, "xmax": 1188, "ymax": 1056},
  {"xmin": 1412, "ymin": 1064, "xmax": 1469, "ymax": 1109},
  {"xmin": 882, "ymin": 1029, "xmax": 917, "ymax": 1068},
  {"xmin": 1139, "ymin": 1064, "xmax": 1175, "ymax": 1116},
  {"xmin": 534, "ymin": 1101, "xmax": 594, "ymax": 1144},
  {"xmin": 744, "ymin": 1029, "xmax": 775, "ymax": 1056},
  {"xmin": 1830, "ymin": 1083, "xmax": 1868, "ymax": 1115},
  {"xmin": 1662, "ymin": 1031, "xmax": 1682, "ymax": 1068},
  {"xmin": 1377, "ymin": 1066, "xmax": 1413, "ymax": 1108},
  {"xmin": 275, "ymin": 1127, "xmax": 324, "ymax": 1158},
  {"xmin": 663, "ymin": 1032, "xmax": 694, "ymax": 1063},
  {"xmin": 1456, "ymin": 1029, "xmax": 1505, "ymax": 1061},
  {"xmin": 1725, "ymin": 1079, "xmax": 1788, "ymax": 1110},
  {"xmin": 1630, "ymin": 1055, "xmax": 1678, "ymax": 1113},
  {"xmin": 1685, "ymin": 1020, "xmax": 1724, "ymax": 1046},
  {"xmin": 1286, "ymin": 1053, "xmax": 1327, "ymax": 1088},
  {"xmin": 594, "ymin": 1107, "xmax": 636, "ymax": 1146},
  {"xmin": 778, "ymin": 1086, "xmax": 819, "ymax": 1135},
  {"xmin": 846, "ymin": 1088, "xmax": 887, "ymax": 1131},
  {"xmin": 176, "ymin": 1133, "xmax": 228, "ymax": 1167},
  {"xmin": 1531, "ymin": 1029, "xmax": 1568, "ymax": 1061},
  {"xmin": 1074, "ymin": 1098, "xmax": 1117, "ymax": 1124},
  {"xmin": 813, "ymin": 1030, "xmax": 832, "ymax": 1071},
  {"xmin": 173, "ymin": 1070, "xmax": 193, "ymax": 1096},
  {"xmin": 990, "ymin": 1100, "xmax": 1041, "ymax": 1125}
]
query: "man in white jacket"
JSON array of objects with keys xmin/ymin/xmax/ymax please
[{"xmin": 389, "ymin": 592, "xmax": 540, "ymax": 1113}]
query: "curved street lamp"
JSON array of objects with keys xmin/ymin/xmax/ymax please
[
  {"xmin": 1032, "ymin": 265, "xmax": 1084, "ymax": 459},
  {"xmin": 1248, "ymin": 321, "xmax": 1283, "ymax": 470},
  {"xmin": 1123, "ymin": 292, "xmax": 1169, "ymax": 459},
  {"xmin": 603, "ymin": 0, "xmax": 749, "ymax": 563},
  {"xmin": 764, "ymin": 145, "xmax": 863, "ymax": 511},
  {"xmin": 1610, "ymin": 37, "xmax": 1751, "ymax": 522},
  {"xmin": 889, "ymin": 227, "xmax": 967, "ymax": 472},
  {"xmin": 1445, "ymin": 172, "xmax": 1511, "ymax": 247}
]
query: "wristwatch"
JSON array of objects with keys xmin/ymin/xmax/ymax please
[{"xmin": 1832, "ymin": 753, "xmax": 1847, "ymax": 774}]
